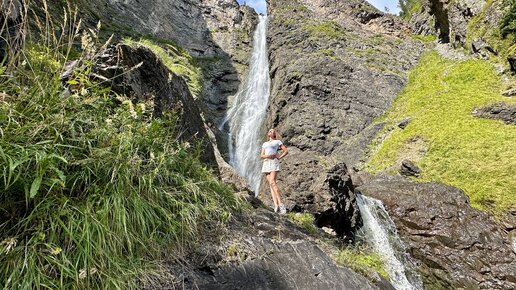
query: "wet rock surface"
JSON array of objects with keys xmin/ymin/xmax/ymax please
[
  {"xmin": 473, "ymin": 103, "xmax": 516, "ymax": 125},
  {"xmin": 160, "ymin": 208, "xmax": 380, "ymax": 290},
  {"xmin": 356, "ymin": 175, "xmax": 516, "ymax": 290}
]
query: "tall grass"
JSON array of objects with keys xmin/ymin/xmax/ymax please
[
  {"xmin": 366, "ymin": 51, "xmax": 516, "ymax": 216},
  {"xmin": 0, "ymin": 2, "xmax": 240, "ymax": 289}
]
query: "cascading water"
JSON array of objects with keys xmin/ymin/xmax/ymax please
[
  {"xmin": 357, "ymin": 194, "xmax": 423, "ymax": 290},
  {"xmin": 219, "ymin": 15, "xmax": 270, "ymax": 194}
]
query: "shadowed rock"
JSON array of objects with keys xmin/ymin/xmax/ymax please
[{"xmin": 0, "ymin": 0, "xmax": 25, "ymax": 66}]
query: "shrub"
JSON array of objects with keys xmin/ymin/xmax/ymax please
[{"xmin": 500, "ymin": 0, "xmax": 516, "ymax": 38}]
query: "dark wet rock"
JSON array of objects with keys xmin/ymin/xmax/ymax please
[
  {"xmin": 356, "ymin": 175, "xmax": 516, "ymax": 290},
  {"xmin": 92, "ymin": 44, "xmax": 217, "ymax": 167},
  {"xmin": 472, "ymin": 103, "xmax": 516, "ymax": 124},
  {"xmin": 399, "ymin": 159, "xmax": 421, "ymax": 177},
  {"xmin": 0, "ymin": 0, "xmax": 25, "ymax": 66},
  {"xmin": 160, "ymin": 208, "xmax": 381, "ymax": 290},
  {"xmin": 397, "ymin": 117, "xmax": 412, "ymax": 129}
]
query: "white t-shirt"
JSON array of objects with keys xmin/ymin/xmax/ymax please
[{"xmin": 262, "ymin": 140, "xmax": 283, "ymax": 155}]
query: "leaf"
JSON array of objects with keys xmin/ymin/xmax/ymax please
[{"xmin": 30, "ymin": 176, "xmax": 42, "ymax": 198}]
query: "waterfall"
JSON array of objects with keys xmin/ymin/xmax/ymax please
[
  {"xmin": 357, "ymin": 194, "xmax": 423, "ymax": 290},
  {"xmin": 219, "ymin": 15, "xmax": 270, "ymax": 194}
]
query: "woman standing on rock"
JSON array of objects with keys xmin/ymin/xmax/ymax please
[{"xmin": 260, "ymin": 128, "xmax": 288, "ymax": 214}]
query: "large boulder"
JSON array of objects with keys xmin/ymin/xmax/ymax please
[
  {"xmin": 356, "ymin": 175, "xmax": 516, "ymax": 290},
  {"xmin": 161, "ymin": 208, "xmax": 381, "ymax": 290}
]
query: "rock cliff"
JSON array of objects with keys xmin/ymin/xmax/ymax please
[{"xmin": 262, "ymin": 0, "xmax": 425, "ymax": 233}]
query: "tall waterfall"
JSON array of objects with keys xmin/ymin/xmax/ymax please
[
  {"xmin": 357, "ymin": 194, "xmax": 423, "ymax": 290},
  {"xmin": 220, "ymin": 15, "xmax": 270, "ymax": 194}
]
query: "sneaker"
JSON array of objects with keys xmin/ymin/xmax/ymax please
[
  {"xmin": 274, "ymin": 205, "xmax": 279, "ymax": 213},
  {"xmin": 279, "ymin": 204, "xmax": 287, "ymax": 214}
]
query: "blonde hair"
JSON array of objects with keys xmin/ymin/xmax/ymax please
[{"xmin": 268, "ymin": 128, "xmax": 281, "ymax": 140}]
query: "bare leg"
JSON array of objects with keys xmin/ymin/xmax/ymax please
[
  {"xmin": 269, "ymin": 171, "xmax": 283, "ymax": 206},
  {"xmin": 266, "ymin": 172, "xmax": 279, "ymax": 209}
]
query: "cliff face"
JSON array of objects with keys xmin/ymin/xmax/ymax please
[
  {"xmin": 262, "ymin": 0, "xmax": 424, "ymax": 223},
  {"xmin": 408, "ymin": 0, "xmax": 507, "ymax": 58}
]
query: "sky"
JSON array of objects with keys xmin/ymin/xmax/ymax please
[{"xmin": 236, "ymin": 0, "xmax": 401, "ymax": 15}]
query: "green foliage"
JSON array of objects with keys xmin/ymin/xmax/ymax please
[
  {"xmin": 303, "ymin": 21, "xmax": 347, "ymax": 40},
  {"xmin": 0, "ymin": 7, "xmax": 240, "ymax": 289},
  {"xmin": 501, "ymin": 0, "xmax": 516, "ymax": 38},
  {"xmin": 287, "ymin": 212, "xmax": 317, "ymax": 234},
  {"xmin": 398, "ymin": 0, "xmax": 423, "ymax": 18},
  {"xmin": 366, "ymin": 52, "xmax": 516, "ymax": 216},
  {"xmin": 124, "ymin": 38, "xmax": 203, "ymax": 98},
  {"xmin": 336, "ymin": 246, "xmax": 389, "ymax": 279}
]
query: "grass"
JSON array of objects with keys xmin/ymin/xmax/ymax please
[
  {"xmin": 0, "ymin": 3, "xmax": 241, "ymax": 288},
  {"xmin": 303, "ymin": 21, "xmax": 347, "ymax": 40},
  {"xmin": 365, "ymin": 51, "xmax": 516, "ymax": 216},
  {"xmin": 336, "ymin": 246, "xmax": 388, "ymax": 280},
  {"xmin": 287, "ymin": 212, "xmax": 317, "ymax": 234},
  {"xmin": 466, "ymin": 0, "xmax": 516, "ymax": 65}
]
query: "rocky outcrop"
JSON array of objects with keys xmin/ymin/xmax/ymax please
[
  {"xmin": 261, "ymin": 0, "xmax": 424, "ymax": 231},
  {"xmin": 161, "ymin": 208, "xmax": 381, "ymax": 290},
  {"xmin": 91, "ymin": 44, "xmax": 217, "ymax": 167},
  {"xmin": 473, "ymin": 103, "xmax": 516, "ymax": 124},
  {"xmin": 408, "ymin": 0, "xmax": 506, "ymax": 52},
  {"xmin": 356, "ymin": 175, "xmax": 516, "ymax": 290},
  {"xmin": 0, "ymin": 0, "xmax": 25, "ymax": 66}
]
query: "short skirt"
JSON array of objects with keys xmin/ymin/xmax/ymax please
[{"xmin": 262, "ymin": 158, "xmax": 281, "ymax": 173}]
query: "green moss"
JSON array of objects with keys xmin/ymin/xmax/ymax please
[
  {"xmin": 124, "ymin": 38, "xmax": 203, "ymax": 97},
  {"xmin": 366, "ymin": 51, "xmax": 516, "ymax": 216},
  {"xmin": 303, "ymin": 21, "xmax": 347, "ymax": 40},
  {"xmin": 287, "ymin": 212, "xmax": 317, "ymax": 234},
  {"xmin": 410, "ymin": 34, "xmax": 437, "ymax": 43},
  {"xmin": 336, "ymin": 246, "xmax": 389, "ymax": 279}
]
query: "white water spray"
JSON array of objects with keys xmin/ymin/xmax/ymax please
[
  {"xmin": 357, "ymin": 194, "xmax": 423, "ymax": 290},
  {"xmin": 219, "ymin": 15, "xmax": 270, "ymax": 194}
]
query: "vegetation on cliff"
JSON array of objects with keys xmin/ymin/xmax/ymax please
[
  {"xmin": 0, "ymin": 6, "xmax": 240, "ymax": 289},
  {"xmin": 366, "ymin": 51, "xmax": 516, "ymax": 216}
]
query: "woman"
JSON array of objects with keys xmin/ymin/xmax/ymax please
[{"xmin": 260, "ymin": 128, "xmax": 288, "ymax": 214}]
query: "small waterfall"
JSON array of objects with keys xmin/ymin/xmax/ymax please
[
  {"xmin": 357, "ymin": 194, "xmax": 423, "ymax": 290},
  {"xmin": 219, "ymin": 15, "xmax": 270, "ymax": 194}
]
